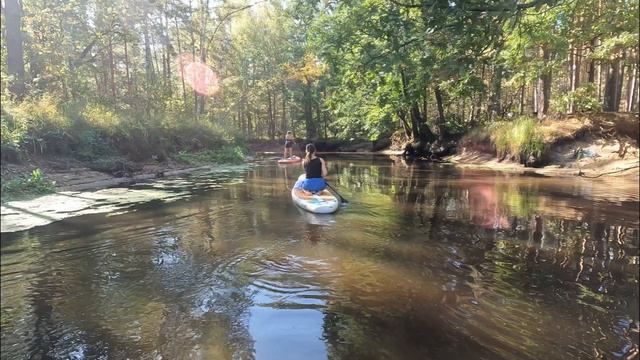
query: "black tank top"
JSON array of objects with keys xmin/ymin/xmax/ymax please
[{"xmin": 304, "ymin": 157, "xmax": 323, "ymax": 178}]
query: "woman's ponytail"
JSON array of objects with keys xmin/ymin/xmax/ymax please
[{"xmin": 303, "ymin": 143, "xmax": 316, "ymax": 166}]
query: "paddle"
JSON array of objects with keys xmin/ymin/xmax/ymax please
[{"xmin": 325, "ymin": 181, "xmax": 349, "ymax": 205}]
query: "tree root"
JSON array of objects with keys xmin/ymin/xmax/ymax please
[{"xmin": 577, "ymin": 165, "xmax": 639, "ymax": 178}]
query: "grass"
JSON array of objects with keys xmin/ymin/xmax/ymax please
[
  {"xmin": 460, "ymin": 116, "xmax": 546, "ymax": 165},
  {"xmin": 489, "ymin": 117, "xmax": 545, "ymax": 163},
  {"xmin": 464, "ymin": 117, "xmax": 545, "ymax": 163},
  {"xmin": 1, "ymin": 168, "xmax": 56, "ymax": 201}
]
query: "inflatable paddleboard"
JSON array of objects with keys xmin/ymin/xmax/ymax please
[
  {"xmin": 278, "ymin": 156, "xmax": 302, "ymax": 164},
  {"xmin": 291, "ymin": 174, "xmax": 339, "ymax": 214}
]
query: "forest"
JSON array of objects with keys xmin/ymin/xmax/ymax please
[{"xmin": 1, "ymin": 0, "xmax": 639, "ymax": 164}]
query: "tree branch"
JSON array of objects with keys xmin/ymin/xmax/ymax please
[
  {"xmin": 206, "ymin": 1, "xmax": 266, "ymax": 51},
  {"xmin": 389, "ymin": 0, "xmax": 558, "ymax": 12}
]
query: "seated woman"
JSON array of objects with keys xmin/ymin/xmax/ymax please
[{"xmin": 294, "ymin": 143, "xmax": 328, "ymax": 194}]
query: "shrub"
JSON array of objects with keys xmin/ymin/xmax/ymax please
[
  {"xmin": 12, "ymin": 94, "xmax": 69, "ymax": 133},
  {"xmin": 74, "ymin": 130, "xmax": 119, "ymax": 161},
  {"xmin": 82, "ymin": 103, "xmax": 123, "ymax": 136},
  {"xmin": 212, "ymin": 145, "xmax": 245, "ymax": 164},
  {"xmin": 0, "ymin": 96, "xmax": 238, "ymax": 164},
  {"xmin": 1, "ymin": 107, "xmax": 26, "ymax": 162},
  {"xmin": 552, "ymin": 83, "xmax": 602, "ymax": 113},
  {"xmin": 1, "ymin": 168, "xmax": 56, "ymax": 200},
  {"xmin": 168, "ymin": 120, "xmax": 229, "ymax": 151}
]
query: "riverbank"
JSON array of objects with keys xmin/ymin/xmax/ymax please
[
  {"xmin": 0, "ymin": 153, "xmax": 248, "ymax": 201},
  {"xmin": 448, "ymin": 112, "xmax": 639, "ymax": 180},
  {"xmin": 2, "ymin": 113, "xmax": 637, "ymax": 201},
  {"xmin": 246, "ymin": 114, "xmax": 639, "ymax": 181}
]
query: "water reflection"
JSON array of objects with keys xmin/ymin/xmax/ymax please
[{"xmin": 1, "ymin": 156, "xmax": 638, "ymax": 359}]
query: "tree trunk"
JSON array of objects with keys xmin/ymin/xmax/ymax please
[
  {"xmin": 604, "ymin": 52, "xmax": 622, "ymax": 111},
  {"xmin": 153, "ymin": 46, "xmax": 161, "ymax": 84},
  {"xmin": 197, "ymin": 0, "xmax": 209, "ymax": 115},
  {"xmin": 188, "ymin": 0, "xmax": 198, "ymax": 114},
  {"xmin": 174, "ymin": 16, "xmax": 187, "ymax": 106},
  {"xmin": 475, "ymin": 64, "xmax": 486, "ymax": 121},
  {"xmin": 165, "ymin": 49, "xmax": 172, "ymax": 97},
  {"xmin": 144, "ymin": 18, "xmax": 154, "ymax": 84},
  {"xmin": 434, "ymin": 85, "xmax": 446, "ymax": 139},
  {"xmin": 536, "ymin": 45, "xmax": 551, "ymax": 119},
  {"xmin": 587, "ymin": 38, "xmax": 597, "ymax": 83},
  {"xmin": 569, "ymin": 46, "xmax": 581, "ymax": 113},
  {"xmin": 598, "ymin": 62, "xmax": 605, "ymax": 104},
  {"xmin": 628, "ymin": 66, "xmax": 638, "ymax": 112},
  {"xmin": 303, "ymin": 84, "xmax": 316, "ymax": 140},
  {"xmin": 615, "ymin": 50, "xmax": 626, "ymax": 110},
  {"xmin": 102, "ymin": 54, "xmax": 109, "ymax": 96},
  {"xmin": 123, "ymin": 35, "xmax": 132, "ymax": 95},
  {"xmin": 281, "ymin": 86, "xmax": 287, "ymax": 132},
  {"xmin": 398, "ymin": 110, "xmax": 411, "ymax": 137},
  {"xmin": 489, "ymin": 64, "xmax": 503, "ymax": 118},
  {"xmin": 163, "ymin": 3, "xmax": 172, "ymax": 95},
  {"xmin": 6, "ymin": 0, "xmax": 26, "ymax": 99},
  {"xmin": 324, "ymin": 107, "xmax": 329, "ymax": 139},
  {"xmin": 93, "ymin": 69, "xmax": 101, "ymax": 96},
  {"xmin": 422, "ymin": 90, "xmax": 428, "ymax": 120},
  {"xmin": 267, "ymin": 89, "xmax": 275, "ymax": 140},
  {"xmin": 520, "ymin": 83, "xmax": 526, "ymax": 115},
  {"xmin": 399, "ymin": 68, "xmax": 419, "ymax": 140},
  {"xmin": 315, "ymin": 101, "xmax": 323, "ymax": 139},
  {"xmin": 108, "ymin": 37, "xmax": 116, "ymax": 100}
]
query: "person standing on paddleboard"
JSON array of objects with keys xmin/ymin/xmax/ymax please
[
  {"xmin": 283, "ymin": 131, "xmax": 295, "ymax": 159},
  {"xmin": 295, "ymin": 143, "xmax": 328, "ymax": 194}
]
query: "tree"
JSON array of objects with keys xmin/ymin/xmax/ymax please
[{"xmin": 5, "ymin": 0, "xmax": 26, "ymax": 98}]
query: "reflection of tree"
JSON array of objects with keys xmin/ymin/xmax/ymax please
[
  {"xmin": 3, "ymin": 158, "xmax": 638, "ymax": 359},
  {"xmin": 303, "ymin": 223, "xmax": 323, "ymax": 244}
]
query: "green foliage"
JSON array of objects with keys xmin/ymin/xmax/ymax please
[
  {"xmin": 490, "ymin": 117, "xmax": 545, "ymax": 163},
  {"xmin": 1, "ymin": 0, "xmax": 637, "ymax": 152},
  {"xmin": 1, "ymin": 168, "xmax": 56, "ymax": 200},
  {"xmin": 81, "ymin": 104, "xmax": 124, "ymax": 137},
  {"xmin": 0, "ymin": 95, "xmax": 237, "ymax": 165},
  {"xmin": 173, "ymin": 146, "xmax": 245, "ymax": 165},
  {"xmin": 552, "ymin": 84, "xmax": 602, "ymax": 113}
]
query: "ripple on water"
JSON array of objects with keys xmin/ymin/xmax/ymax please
[{"xmin": 1, "ymin": 160, "xmax": 638, "ymax": 359}]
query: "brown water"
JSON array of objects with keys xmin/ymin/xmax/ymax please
[{"xmin": 1, "ymin": 155, "xmax": 639, "ymax": 359}]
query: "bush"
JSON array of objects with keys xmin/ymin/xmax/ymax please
[
  {"xmin": 82, "ymin": 103, "xmax": 124, "ymax": 136},
  {"xmin": 1, "ymin": 168, "xmax": 56, "ymax": 200},
  {"xmin": 213, "ymin": 146, "xmax": 245, "ymax": 164},
  {"xmin": 552, "ymin": 83, "xmax": 602, "ymax": 113},
  {"xmin": 443, "ymin": 113, "xmax": 473, "ymax": 138},
  {"xmin": 490, "ymin": 116, "xmax": 544, "ymax": 163},
  {"xmin": 0, "ymin": 96, "xmax": 240, "ymax": 164},
  {"xmin": 168, "ymin": 120, "xmax": 229, "ymax": 152},
  {"xmin": 73, "ymin": 130, "xmax": 118, "ymax": 161}
]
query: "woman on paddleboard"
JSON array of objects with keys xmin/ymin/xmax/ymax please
[
  {"xmin": 283, "ymin": 131, "xmax": 295, "ymax": 159},
  {"xmin": 295, "ymin": 143, "xmax": 328, "ymax": 194}
]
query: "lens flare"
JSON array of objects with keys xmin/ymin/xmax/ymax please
[{"xmin": 177, "ymin": 54, "xmax": 220, "ymax": 96}]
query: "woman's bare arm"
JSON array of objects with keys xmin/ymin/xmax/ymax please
[{"xmin": 321, "ymin": 158, "xmax": 328, "ymax": 177}]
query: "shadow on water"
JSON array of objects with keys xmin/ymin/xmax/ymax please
[{"xmin": 1, "ymin": 155, "xmax": 638, "ymax": 359}]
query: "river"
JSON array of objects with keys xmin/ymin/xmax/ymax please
[{"xmin": 1, "ymin": 155, "xmax": 638, "ymax": 359}]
